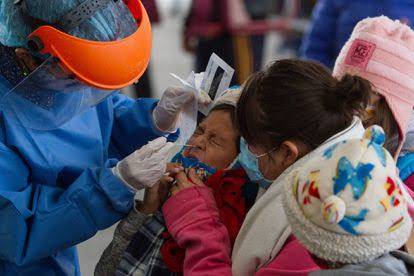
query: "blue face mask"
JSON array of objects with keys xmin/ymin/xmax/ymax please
[
  {"xmin": 238, "ymin": 138, "xmax": 275, "ymax": 189},
  {"xmin": 171, "ymin": 150, "xmax": 217, "ymax": 182}
]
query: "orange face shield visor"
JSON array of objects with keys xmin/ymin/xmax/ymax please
[{"xmin": 26, "ymin": 0, "xmax": 152, "ymax": 90}]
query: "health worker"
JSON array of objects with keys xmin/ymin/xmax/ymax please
[{"xmin": 0, "ymin": 0, "xmax": 196, "ymax": 275}]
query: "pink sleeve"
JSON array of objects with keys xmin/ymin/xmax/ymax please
[
  {"xmin": 403, "ymin": 176, "xmax": 414, "ymax": 218},
  {"xmin": 162, "ymin": 186, "xmax": 233, "ymax": 276},
  {"xmin": 404, "ymin": 175, "xmax": 414, "ymax": 196},
  {"xmin": 162, "ymin": 187, "xmax": 320, "ymax": 276},
  {"xmin": 255, "ymin": 237, "xmax": 320, "ymax": 276}
]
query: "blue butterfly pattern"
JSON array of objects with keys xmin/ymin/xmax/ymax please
[
  {"xmin": 369, "ymin": 141, "xmax": 386, "ymax": 167},
  {"xmin": 333, "ymin": 157, "xmax": 374, "ymax": 200},
  {"xmin": 323, "ymin": 144, "xmax": 338, "ymax": 159},
  {"xmin": 323, "ymin": 141, "xmax": 347, "ymax": 159},
  {"xmin": 366, "ymin": 126, "xmax": 386, "ymax": 166},
  {"xmin": 338, "ymin": 209, "xmax": 369, "ymax": 235}
]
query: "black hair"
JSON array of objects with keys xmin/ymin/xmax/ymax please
[{"xmin": 237, "ymin": 59, "xmax": 371, "ymax": 151}]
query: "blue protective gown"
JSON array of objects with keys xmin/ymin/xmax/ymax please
[{"xmin": 0, "ymin": 77, "xmax": 177, "ymax": 275}]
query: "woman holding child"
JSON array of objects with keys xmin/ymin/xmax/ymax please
[
  {"xmin": 160, "ymin": 16, "xmax": 414, "ymax": 275},
  {"xmin": 97, "ymin": 58, "xmax": 373, "ymax": 275},
  {"xmin": 97, "ymin": 15, "xmax": 414, "ymax": 276},
  {"xmin": 163, "ymin": 59, "xmax": 371, "ymax": 275}
]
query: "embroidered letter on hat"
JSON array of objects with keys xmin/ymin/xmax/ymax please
[{"xmin": 345, "ymin": 39, "xmax": 376, "ymax": 69}]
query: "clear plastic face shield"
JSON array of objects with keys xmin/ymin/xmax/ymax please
[
  {"xmin": 0, "ymin": 0, "xmax": 149, "ymax": 130},
  {"xmin": 0, "ymin": 60, "xmax": 114, "ymax": 130}
]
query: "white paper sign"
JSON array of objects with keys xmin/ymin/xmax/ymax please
[{"xmin": 199, "ymin": 53, "xmax": 235, "ymax": 115}]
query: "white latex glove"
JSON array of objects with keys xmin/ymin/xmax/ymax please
[
  {"xmin": 153, "ymin": 86, "xmax": 202, "ymax": 133},
  {"xmin": 112, "ymin": 137, "xmax": 175, "ymax": 190}
]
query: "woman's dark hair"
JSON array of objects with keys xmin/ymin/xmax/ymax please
[
  {"xmin": 210, "ymin": 103, "xmax": 241, "ymax": 152},
  {"xmin": 237, "ymin": 59, "xmax": 371, "ymax": 151}
]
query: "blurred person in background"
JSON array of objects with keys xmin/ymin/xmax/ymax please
[
  {"xmin": 277, "ymin": 0, "xmax": 316, "ymax": 56},
  {"xmin": 301, "ymin": 0, "xmax": 414, "ymax": 68},
  {"xmin": 131, "ymin": 0, "xmax": 160, "ymax": 98},
  {"xmin": 182, "ymin": 0, "xmax": 271, "ymax": 84}
]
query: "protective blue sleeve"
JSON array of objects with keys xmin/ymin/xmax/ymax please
[
  {"xmin": 110, "ymin": 93, "xmax": 179, "ymax": 158},
  {"xmin": 299, "ymin": 0, "xmax": 340, "ymax": 68},
  {"xmin": 0, "ymin": 144, "xmax": 135, "ymax": 266}
]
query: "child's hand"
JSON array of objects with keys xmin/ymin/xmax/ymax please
[
  {"xmin": 137, "ymin": 163, "xmax": 183, "ymax": 214},
  {"xmin": 170, "ymin": 168, "xmax": 204, "ymax": 196}
]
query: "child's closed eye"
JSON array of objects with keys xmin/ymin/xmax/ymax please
[
  {"xmin": 209, "ymin": 135, "xmax": 224, "ymax": 147},
  {"xmin": 194, "ymin": 126, "xmax": 204, "ymax": 136}
]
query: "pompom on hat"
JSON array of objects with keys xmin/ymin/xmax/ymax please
[
  {"xmin": 283, "ymin": 126, "xmax": 412, "ymax": 264},
  {"xmin": 333, "ymin": 16, "xmax": 414, "ymax": 156}
]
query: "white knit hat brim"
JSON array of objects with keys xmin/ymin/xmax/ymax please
[
  {"xmin": 212, "ymin": 87, "xmax": 241, "ymax": 108},
  {"xmin": 283, "ymin": 172, "xmax": 413, "ymax": 264}
]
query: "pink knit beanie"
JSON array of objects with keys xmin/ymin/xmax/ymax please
[{"xmin": 333, "ymin": 16, "xmax": 414, "ymax": 156}]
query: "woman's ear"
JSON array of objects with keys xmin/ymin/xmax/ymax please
[{"xmin": 279, "ymin": 141, "xmax": 300, "ymax": 168}]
